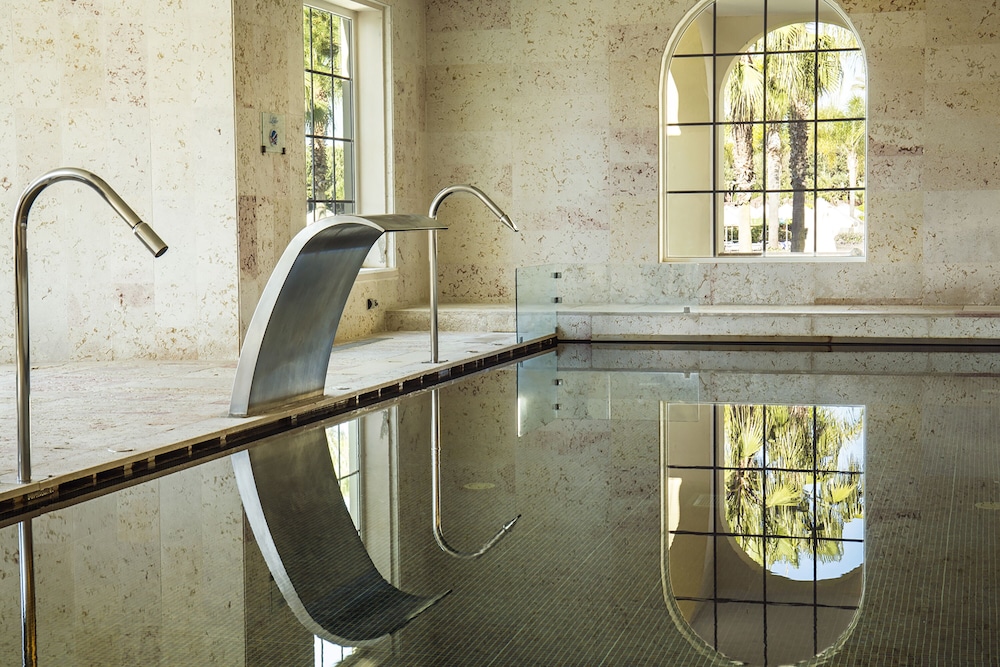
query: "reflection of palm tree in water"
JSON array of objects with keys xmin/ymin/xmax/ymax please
[{"xmin": 724, "ymin": 404, "xmax": 863, "ymax": 570}]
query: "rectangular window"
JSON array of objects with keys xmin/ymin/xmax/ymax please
[
  {"xmin": 304, "ymin": 0, "xmax": 392, "ymax": 270},
  {"xmin": 305, "ymin": 4, "xmax": 356, "ymax": 219}
]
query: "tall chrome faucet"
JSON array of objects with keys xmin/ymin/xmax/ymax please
[
  {"xmin": 427, "ymin": 184, "xmax": 518, "ymax": 363},
  {"xmin": 14, "ymin": 168, "xmax": 168, "ymax": 483}
]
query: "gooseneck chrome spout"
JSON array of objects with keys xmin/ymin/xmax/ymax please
[
  {"xmin": 427, "ymin": 184, "xmax": 518, "ymax": 363},
  {"xmin": 14, "ymin": 168, "xmax": 169, "ymax": 484}
]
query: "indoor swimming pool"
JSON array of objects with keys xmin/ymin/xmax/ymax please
[{"xmin": 1, "ymin": 343, "xmax": 997, "ymax": 666}]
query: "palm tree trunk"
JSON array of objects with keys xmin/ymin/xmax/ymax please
[
  {"xmin": 766, "ymin": 129, "xmax": 782, "ymax": 250},
  {"xmin": 788, "ymin": 106, "xmax": 810, "ymax": 253}
]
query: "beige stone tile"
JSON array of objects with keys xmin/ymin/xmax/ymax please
[
  {"xmin": 923, "ymin": 191, "xmax": 1000, "ymax": 264},
  {"xmin": 865, "ymin": 191, "xmax": 923, "ymax": 264},
  {"xmin": 927, "ymin": 0, "xmax": 1000, "ymax": 46},
  {"xmin": 428, "ymin": 29, "xmax": 516, "ymax": 65},
  {"xmin": 426, "ymin": 64, "xmax": 512, "ymax": 132},
  {"xmin": 427, "ymin": 0, "xmax": 512, "ymax": 33}
]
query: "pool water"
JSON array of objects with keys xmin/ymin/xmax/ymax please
[{"xmin": 2, "ymin": 344, "xmax": 998, "ymax": 666}]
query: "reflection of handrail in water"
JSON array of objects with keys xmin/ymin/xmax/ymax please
[
  {"xmin": 233, "ymin": 424, "xmax": 448, "ymax": 644},
  {"xmin": 19, "ymin": 519, "xmax": 36, "ymax": 667},
  {"xmin": 431, "ymin": 389, "xmax": 520, "ymax": 559}
]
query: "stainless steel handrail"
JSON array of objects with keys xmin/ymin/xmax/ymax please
[
  {"xmin": 14, "ymin": 168, "xmax": 168, "ymax": 483},
  {"xmin": 430, "ymin": 388, "xmax": 520, "ymax": 559},
  {"xmin": 427, "ymin": 185, "xmax": 518, "ymax": 363}
]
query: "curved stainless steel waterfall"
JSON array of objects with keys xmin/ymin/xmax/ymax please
[
  {"xmin": 431, "ymin": 389, "xmax": 520, "ymax": 559},
  {"xmin": 230, "ymin": 214, "xmax": 445, "ymax": 417},
  {"xmin": 427, "ymin": 185, "xmax": 518, "ymax": 363},
  {"xmin": 14, "ymin": 168, "xmax": 169, "ymax": 484}
]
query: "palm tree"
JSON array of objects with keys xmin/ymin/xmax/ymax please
[{"xmin": 724, "ymin": 23, "xmax": 848, "ymax": 252}]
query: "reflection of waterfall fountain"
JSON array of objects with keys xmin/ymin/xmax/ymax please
[{"xmin": 232, "ymin": 424, "xmax": 448, "ymax": 644}]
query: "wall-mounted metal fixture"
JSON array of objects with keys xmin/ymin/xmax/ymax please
[
  {"xmin": 427, "ymin": 185, "xmax": 518, "ymax": 363},
  {"xmin": 230, "ymin": 214, "xmax": 445, "ymax": 417},
  {"xmin": 13, "ymin": 168, "xmax": 169, "ymax": 484}
]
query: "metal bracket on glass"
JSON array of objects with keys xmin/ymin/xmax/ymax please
[{"xmin": 230, "ymin": 214, "xmax": 446, "ymax": 417}]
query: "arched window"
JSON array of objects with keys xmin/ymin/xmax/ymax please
[{"xmin": 660, "ymin": 0, "xmax": 866, "ymax": 260}]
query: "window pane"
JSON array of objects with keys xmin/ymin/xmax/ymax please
[
  {"xmin": 764, "ymin": 470, "xmax": 813, "ymax": 540},
  {"xmin": 666, "ymin": 56, "xmax": 714, "ymax": 125},
  {"xmin": 310, "ymin": 10, "xmax": 334, "ymax": 75},
  {"xmin": 332, "ymin": 14, "xmax": 351, "ymax": 78},
  {"xmin": 334, "ymin": 139, "xmax": 354, "ymax": 204},
  {"xmin": 666, "ymin": 125, "xmax": 712, "ymax": 192},
  {"xmin": 311, "ymin": 137, "xmax": 335, "ymax": 202},
  {"xmin": 817, "ymin": 120, "xmax": 865, "ymax": 193},
  {"xmin": 666, "ymin": 533, "xmax": 712, "ymax": 600},
  {"xmin": 672, "ymin": 5, "xmax": 715, "ymax": 56},
  {"xmin": 332, "ymin": 79, "xmax": 354, "ymax": 140},
  {"xmin": 722, "ymin": 53, "xmax": 764, "ymax": 123},
  {"xmin": 669, "ymin": 468, "xmax": 714, "ymax": 533},
  {"xmin": 722, "ymin": 121, "xmax": 764, "ymax": 193},
  {"xmin": 666, "ymin": 193, "xmax": 714, "ymax": 258},
  {"xmin": 313, "ymin": 73, "xmax": 334, "ymax": 137},
  {"xmin": 716, "ymin": 0, "xmax": 764, "ymax": 53},
  {"xmin": 304, "ymin": 72, "xmax": 315, "ymax": 135},
  {"xmin": 764, "ymin": 121, "xmax": 815, "ymax": 191},
  {"xmin": 816, "ymin": 190, "xmax": 864, "ymax": 255},
  {"xmin": 720, "ymin": 197, "xmax": 763, "ymax": 255},
  {"xmin": 716, "ymin": 602, "xmax": 764, "ymax": 665},
  {"xmin": 765, "ymin": 51, "xmax": 816, "ymax": 122}
]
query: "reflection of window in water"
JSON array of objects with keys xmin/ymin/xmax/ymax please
[
  {"xmin": 664, "ymin": 403, "xmax": 865, "ymax": 666},
  {"xmin": 316, "ymin": 417, "xmax": 363, "ymax": 665}
]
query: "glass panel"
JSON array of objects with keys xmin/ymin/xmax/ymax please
[
  {"xmin": 722, "ymin": 121, "xmax": 764, "ymax": 193},
  {"xmin": 716, "ymin": 0, "xmax": 764, "ymax": 54},
  {"xmin": 672, "ymin": 4, "xmax": 715, "ymax": 56},
  {"xmin": 764, "ymin": 121, "xmax": 815, "ymax": 190},
  {"xmin": 766, "ymin": 605, "xmax": 817, "ymax": 665},
  {"xmin": 515, "ymin": 264, "xmax": 560, "ymax": 344},
  {"xmin": 334, "ymin": 139, "xmax": 354, "ymax": 204},
  {"xmin": 765, "ymin": 20, "xmax": 815, "ymax": 54},
  {"xmin": 666, "ymin": 124, "xmax": 712, "ymax": 192},
  {"xmin": 311, "ymin": 137, "xmax": 335, "ymax": 202},
  {"xmin": 719, "ymin": 195, "xmax": 763, "ymax": 255},
  {"xmin": 722, "ymin": 53, "xmax": 764, "ymax": 123},
  {"xmin": 332, "ymin": 14, "xmax": 351, "ymax": 78},
  {"xmin": 666, "ymin": 193, "xmax": 713, "ymax": 258},
  {"xmin": 310, "ymin": 9, "xmax": 333, "ymax": 74},
  {"xmin": 817, "ymin": 119, "xmax": 865, "ymax": 190},
  {"xmin": 763, "ymin": 405, "xmax": 814, "ymax": 471},
  {"xmin": 816, "ymin": 473, "xmax": 865, "ymax": 540},
  {"xmin": 304, "ymin": 72, "xmax": 314, "ymax": 135},
  {"xmin": 666, "ymin": 56, "xmax": 714, "ymax": 125},
  {"xmin": 817, "ymin": 190, "xmax": 864, "ymax": 255},
  {"xmin": 722, "ymin": 467, "xmax": 762, "ymax": 538},
  {"xmin": 331, "ymin": 79, "xmax": 352, "ymax": 139},
  {"xmin": 312, "ymin": 73, "xmax": 334, "ymax": 138},
  {"xmin": 817, "ymin": 0, "xmax": 859, "ymax": 49},
  {"xmin": 765, "ymin": 51, "xmax": 816, "ymax": 122},
  {"xmin": 724, "ymin": 405, "xmax": 765, "ymax": 470}
]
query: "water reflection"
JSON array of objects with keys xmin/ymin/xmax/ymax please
[
  {"xmin": 232, "ymin": 421, "xmax": 448, "ymax": 645},
  {"xmin": 664, "ymin": 402, "xmax": 865, "ymax": 666}
]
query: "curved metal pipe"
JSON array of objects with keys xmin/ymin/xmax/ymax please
[
  {"xmin": 431, "ymin": 389, "xmax": 520, "ymax": 559},
  {"xmin": 14, "ymin": 168, "xmax": 169, "ymax": 483},
  {"xmin": 427, "ymin": 184, "xmax": 518, "ymax": 363}
]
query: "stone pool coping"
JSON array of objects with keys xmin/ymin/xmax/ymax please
[{"xmin": 0, "ymin": 331, "xmax": 555, "ymax": 522}]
